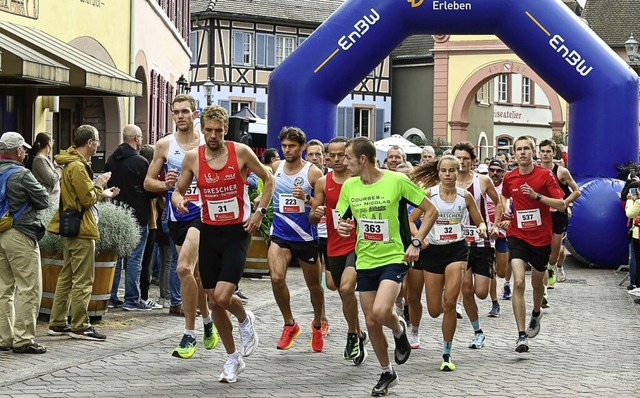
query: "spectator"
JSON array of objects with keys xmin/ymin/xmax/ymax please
[
  {"xmin": 139, "ymin": 144, "xmax": 160, "ymax": 308},
  {"xmin": 0, "ymin": 132, "xmax": 49, "ymax": 354},
  {"xmin": 476, "ymin": 164, "xmax": 489, "ymax": 175},
  {"xmin": 29, "ymin": 132, "xmax": 62, "ymax": 205},
  {"xmin": 106, "ymin": 125, "xmax": 156, "ymax": 311},
  {"xmin": 47, "ymin": 125, "xmax": 119, "ymax": 341},
  {"xmin": 421, "ymin": 146, "xmax": 435, "ymax": 164}
]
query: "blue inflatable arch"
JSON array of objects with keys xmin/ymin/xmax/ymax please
[{"xmin": 268, "ymin": 0, "xmax": 639, "ymax": 267}]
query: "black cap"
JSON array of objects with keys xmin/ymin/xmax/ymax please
[{"xmin": 489, "ymin": 159, "xmax": 505, "ymax": 170}]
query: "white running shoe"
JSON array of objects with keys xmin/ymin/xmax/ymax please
[
  {"xmin": 456, "ymin": 301, "xmax": 463, "ymax": 319},
  {"xmin": 239, "ymin": 310, "xmax": 259, "ymax": 357},
  {"xmin": 408, "ymin": 330, "xmax": 421, "ymax": 349},
  {"xmin": 219, "ymin": 355, "xmax": 245, "ymax": 383}
]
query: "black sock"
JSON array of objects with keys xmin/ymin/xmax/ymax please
[
  {"xmin": 532, "ymin": 310, "xmax": 540, "ymax": 318},
  {"xmin": 475, "ymin": 329, "xmax": 483, "ymax": 334},
  {"xmin": 443, "ymin": 354, "xmax": 450, "ymax": 362},
  {"xmin": 519, "ymin": 331, "xmax": 527, "ymax": 339}
]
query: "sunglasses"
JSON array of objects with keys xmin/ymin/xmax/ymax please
[{"xmin": 489, "ymin": 168, "xmax": 504, "ymax": 173}]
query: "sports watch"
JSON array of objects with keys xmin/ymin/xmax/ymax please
[
  {"xmin": 411, "ymin": 238, "xmax": 422, "ymax": 248},
  {"xmin": 256, "ymin": 207, "xmax": 267, "ymax": 216}
]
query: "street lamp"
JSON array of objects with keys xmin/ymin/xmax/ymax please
[
  {"xmin": 203, "ymin": 80, "xmax": 215, "ymax": 106},
  {"xmin": 625, "ymin": 34, "xmax": 640, "ymax": 64},
  {"xmin": 176, "ymin": 74, "xmax": 188, "ymax": 94},
  {"xmin": 384, "ymin": 121, "xmax": 391, "ymax": 133}
]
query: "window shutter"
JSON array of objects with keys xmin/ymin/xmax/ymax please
[
  {"xmin": 375, "ymin": 109, "xmax": 384, "ymax": 141},
  {"xmin": 256, "ymin": 102, "xmax": 266, "ymax": 119},
  {"xmin": 346, "ymin": 108, "xmax": 354, "ymax": 138},
  {"xmin": 233, "ymin": 32, "xmax": 243, "ymax": 65},
  {"xmin": 337, "ymin": 107, "xmax": 346, "ymax": 136},
  {"xmin": 256, "ymin": 34, "xmax": 266, "ymax": 67},
  {"xmin": 266, "ymin": 35, "xmax": 276, "ymax": 68}
]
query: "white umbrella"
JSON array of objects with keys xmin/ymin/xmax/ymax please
[{"xmin": 375, "ymin": 134, "xmax": 423, "ymax": 155}]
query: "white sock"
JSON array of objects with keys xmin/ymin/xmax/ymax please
[
  {"xmin": 203, "ymin": 315, "xmax": 212, "ymax": 325},
  {"xmin": 184, "ymin": 329, "xmax": 196, "ymax": 338}
]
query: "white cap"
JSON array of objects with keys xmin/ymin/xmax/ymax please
[{"xmin": 0, "ymin": 132, "xmax": 31, "ymax": 150}]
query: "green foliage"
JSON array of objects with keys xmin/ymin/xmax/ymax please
[
  {"xmin": 407, "ymin": 134, "xmax": 426, "ymax": 147},
  {"xmin": 432, "ymin": 138, "xmax": 452, "ymax": 157},
  {"xmin": 39, "ymin": 201, "xmax": 141, "ymax": 257}
]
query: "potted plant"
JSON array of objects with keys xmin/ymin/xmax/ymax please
[{"xmin": 38, "ymin": 201, "xmax": 141, "ymax": 319}]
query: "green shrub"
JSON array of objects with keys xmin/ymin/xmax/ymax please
[{"xmin": 39, "ymin": 201, "xmax": 141, "ymax": 257}]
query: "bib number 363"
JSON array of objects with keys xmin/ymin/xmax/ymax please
[{"xmin": 360, "ymin": 219, "xmax": 390, "ymax": 242}]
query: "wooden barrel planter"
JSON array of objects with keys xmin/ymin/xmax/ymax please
[
  {"xmin": 243, "ymin": 231, "xmax": 270, "ymax": 276},
  {"xmin": 40, "ymin": 251, "xmax": 118, "ymax": 319}
]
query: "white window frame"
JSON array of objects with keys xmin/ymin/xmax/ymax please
[
  {"xmin": 497, "ymin": 74, "xmax": 509, "ymax": 103},
  {"xmin": 276, "ymin": 36, "xmax": 296, "ymax": 65},
  {"xmin": 232, "ymin": 31, "xmax": 253, "ymax": 66},
  {"xmin": 521, "ymin": 76, "xmax": 531, "ymax": 104},
  {"xmin": 353, "ymin": 107, "xmax": 373, "ymax": 138}
]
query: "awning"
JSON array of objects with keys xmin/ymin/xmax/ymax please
[
  {"xmin": 0, "ymin": 33, "xmax": 70, "ymax": 85},
  {"xmin": 0, "ymin": 20, "xmax": 141, "ymax": 97}
]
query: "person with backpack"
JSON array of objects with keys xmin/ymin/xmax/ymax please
[{"xmin": 0, "ymin": 132, "xmax": 50, "ymax": 354}]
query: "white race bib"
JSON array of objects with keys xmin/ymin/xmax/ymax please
[
  {"xmin": 464, "ymin": 225, "xmax": 479, "ymax": 242},
  {"xmin": 434, "ymin": 222, "xmax": 463, "ymax": 241},
  {"xmin": 360, "ymin": 219, "xmax": 390, "ymax": 242},
  {"xmin": 516, "ymin": 209, "xmax": 542, "ymax": 229},
  {"xmin": 332, "ymin": 209, "xmax": 341, "ymax": 230},
  {"xmin": 207, "ymin": 197, "xmax": 239, "ymax": 221},
  {"xmin": 184, "ymin": 182, "xmax": 200, "ymax": 202},
  {"xmin": 279, "ymin": 194, "xmax": 305, "ymax": 214}
]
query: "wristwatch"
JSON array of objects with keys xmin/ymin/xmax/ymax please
[
  {"xmin": 256, "ymin": 207, "xmax": 267, "ymax": 216},
  {"xmin": 305, "ymin": 194, "xmax": 311, "ymax": 202},
  {"xmin": 411, "ymin": 238, "xmax": 422, "ymax": 248},
  {"xmin": 535, "ymin": 194, "xmax": 542, "ymax": 201}
]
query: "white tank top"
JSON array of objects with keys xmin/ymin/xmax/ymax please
[
  {"xmin": 165, "ymin": 133, "xmax": 205, "ymax": 222},
  {"xmin": 427, "ymin": 185, "xmax": 468, "ymax": 246}
]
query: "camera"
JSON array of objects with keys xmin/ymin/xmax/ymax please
[{"xmin": 631, "ymin": 188, "xmax": 638, "ymax": 195}]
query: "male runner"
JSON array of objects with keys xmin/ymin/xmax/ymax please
[
  {"xmin": 452, "ymin": 142, "xmax": 501, "ymax": 350},
  {"xmin": 310, "ymin": 137, "xmax": 367, "ymax": 365},
  {"xmin": 172, "ymin": 105, "xmax": 274, "ymax": 383},
  {"xmin": 144, "ymin": 94, "xmax": 217, "ymax": 359},
  {"xmin": 269, "ymin": 127, "xmax": 325, "ymax": 352},
  {"xmin": 501, "ymin": 136, "xmax": 565, "ymax": 353},
  {"xmin": 337, "ymin": 137, "xmax": 438, "ymax": 397},
  {"xmin": 538, "ymin": 139, "xmax": 580, "ymax": 287}
]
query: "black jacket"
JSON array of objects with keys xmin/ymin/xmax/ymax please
[{"xmin": 105, "ymin": 143, "xmax": 152, "ymax": 226}]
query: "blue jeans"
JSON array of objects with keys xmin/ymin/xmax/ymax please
[
  {"xmin": 110, "ymin": 225, "xmax": 149, "ymax": 307},
  {"xmin": 169, "ymin": 237, "xmax": 181, "ymax": 305}
]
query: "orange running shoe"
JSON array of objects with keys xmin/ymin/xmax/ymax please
[
  {"xmin": 276, "ymin": 322, "xmax": 301, "ymax": 350},
  {"xmin": 321, "ymin": 319, "xmax": 330, "ymax": 337},
  {"xmin": 310, "ymin": 321, "xmax": 324, "ymax": 352}
]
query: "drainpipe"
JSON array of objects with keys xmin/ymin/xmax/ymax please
[{"xmin": 129, "ymin": 0, "xmax": 137, "ymax": 125}]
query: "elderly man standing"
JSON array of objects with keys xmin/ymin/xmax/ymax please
[
  {"xmin": 106, "ymin": 125, "xmax": 157, "ymax": 311},
  {"xmin": 0, "ymin": 132, "xmax": 49, "ymax": 354},
  {"xmin": 47, "ymin": 125, "xmax": 119, "ymax": 341}
]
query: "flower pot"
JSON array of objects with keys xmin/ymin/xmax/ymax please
[
  {"xmin": 243, "ymin": 230, "xmax": 269, "ymax": 276},
  {"xmin": 40, "ymin": 251, "xmax": 118, "ymax": 319}
]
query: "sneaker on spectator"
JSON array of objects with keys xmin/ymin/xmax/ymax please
[
  {"xmin": 12, "ymin": 343, "xmax": 47, "ymax": 354},
  {"xmin": 159, "ymin": 298, "xmax": 171, "ymax": 309},
  {"xmin": 108, "ymin": 299, "xmax": 123, "ymax": 309},
  {"xmin": 150, "ymin": 276, "xmax": 159, "ymax": 286},
  {"xmin": 234, "ymin": 289, "xmax": 249, "ymax": 305},
  {"xmin": 557, "ymin": 265, "xmax": 566, "ymax": 282},
  {"xmin": 69, "ymin": 326, "xmax": 106, "ymax": 341},
  {"xmin": 144, "ymin": 299, "xmax": 163, "ymax": 310},
  {"xmin": 169, "ymin": 303, "xmax": 184, "ymax": 316},
  {"xmin": 502, "ymin": 284, "xmax": 512, "ymax": 300},
  {"xmin": 628, "ymin": 288, "xmax": 640, "ymax": 297},
  {"xmin": 48, "ymin": 325, "xmax": 72, "ymax": 336},
  {"xmin": 276, "ymin": 322, "xmax": 301, "ymax": 350},
  {"xmin": 627, "ymin": 284, "xmax": 637, "ymax": 291},
  {"xmin": 219, "ymin": 355, "xmax": 245, "ymax": 383},
  {"xmin": 123, "ymin": 300, "xmax": 153, "ymax": 311},
  {"xmin": 488, "ymin": 302, "xmax": 500, "ymax": 318}
]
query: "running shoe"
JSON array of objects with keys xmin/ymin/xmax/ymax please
[
  {"xmin": 456, "ymin": 301, "xmax": 463, "ymax": 319},
  {"xmin": 502, "ymin": 284, "xmax": 512, "ymax": 300},
  {"xmin": 277, "ymin": 322, "xmax": 301, "ymax": 350},
  {"xmin": 353, "ymin": 331, "xmax": 369, "ymax": 366},
  {"xmin": 69, "ymin": 326, "xmax": 106, "ymax": 342},
  {"xmin": 542, "ymin": 293, "xmax": 550, "ymax": 308},
  {"xmin": 218, "ymin": 355, "xmax": 246, "ymax": 383},
  {"xmin": 526, "ymin": 311, "xmax": 543, "ymax": 338},
  {"xmin": 547, "ymin": 265, "xmax": 556, "ymax": 288},
  {"xmin": 440, "ymin": 355, "xmax": 456, "ymax": 371},
  {"xmin": 371, "ymin": 369, "xmax": 398, "ymax": 397},
  {"xmin": 310, "ymin": 321, "xmax": 324, "ymax": 352},
  {"xmin": 408, "ymin": 330, "xmax": 421, "ymax": 349},
  {"xmin": 239, "ymin": 310, "xmax": 259, "ymax": 357},
  {"xmin": 393, "ymin": 317, "xmax": 411, "ymax": 365},
  {"xmin": 203, "ymin": 321, "xmax": 219, "ymax": 350},
  {"xmin": 234, "ymin": 289, "xmax": 249, "ymax": 305},
  {"xmin": 488, "ymin": 302, "xmax": 500, "ymax": 318},
  {"xmin": 321, "ymin": 319, "xmax": 331, "ymax": 337},
  {"xmin": 468, "ymin": 331, "xmax": 485, "ymax": 349},
  {"xmin": 515, "ymin": 335, "xmax": 529, "ymax": 353},
  {"xmin": 557, "ymin": 265, "xmax": 566, "ymax": 282},
  {"xmin": 172, "ymin": 334, "xmax": 197, "ymax": 359},
  {"xmin": 343, "ymin": 332, "xmax": 359, "ymax": 360}
]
